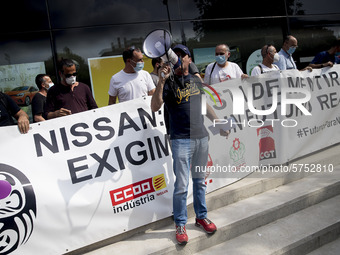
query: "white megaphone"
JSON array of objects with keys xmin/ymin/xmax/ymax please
[{"xmin": 143, "ymin": 29, "xmax": 181, "ymax": 70}]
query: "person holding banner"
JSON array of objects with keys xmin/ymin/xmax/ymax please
[
  {"xmin": 108, "ymin": 46, "xmax": 155, "ymax": 105},
  {"xmin": 275, "ymin": 35, "xmax": 312, "ymax": 71},
  {"xmin": 309, "ymin": 39, "xmax": 340, "ymax": 69},
  {"xmin": 251, "ymin": 44, "xmax": 280, "ymax": 76},
  {"xmin": 45, "ymin": 59, "xmax": 98, "ymax": 119},
  {"xmin": 204, "ymin": 43, "xmax": 248, "ymax": 85},
  {"xmin": 151, "ymin": 44, "xmax": 229, "ymax": 245},
  {"xmin": 0, "ymin": 92, "xmax": 30, "ymax": 133}
]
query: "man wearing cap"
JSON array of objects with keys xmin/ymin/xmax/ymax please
[{"xmin": 151, "ymin": 44, "xmax": 229, "ymax": 245}]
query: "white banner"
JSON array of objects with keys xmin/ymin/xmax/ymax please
[
  {"xmin": 0, "ymin": 98, "xmax": 174, "ymax": 255},
  {"xmin": 1, "ymin": 66, "xmax": 339, "ymax": 254},
  {"xmin": 205, "ymin": 65, "xmax": 340, "ymax": 174}
]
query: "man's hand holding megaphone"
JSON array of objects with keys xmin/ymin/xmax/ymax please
[
  {"xmin": 151, "ymin": 63, "xmax": 171, "ymax": 112},
  {"xmin": 159, "ymin": 63, "xmax": 172, "ymax": 82}
]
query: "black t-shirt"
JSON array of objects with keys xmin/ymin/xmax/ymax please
[
  {"xmin": 0, "ymin": 92, "xmax": 20, "ymax": 127},
  {"xmin": 31, "ymin": 92, "xmax": 46, "ymax": 122},
  {"xmin": 163, "ymin": 74, "xmax": 208, "ymax": 140}
]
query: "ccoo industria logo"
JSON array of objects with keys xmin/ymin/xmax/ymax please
[
  {"xmin": 109, "ymin": 174, "xmax": 167, "ymax": 214},
  {"xmin": 0, "ymin": 164, "xmax": 37, "ymax": 255}
]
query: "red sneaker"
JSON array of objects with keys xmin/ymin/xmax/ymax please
[
  {"xmin": 195, "ymin": 218, "xmax": 217, "ymax": 234},
  {"xmin": 176, "ymin": 225, "xmax": 188, "ymax": 245}
]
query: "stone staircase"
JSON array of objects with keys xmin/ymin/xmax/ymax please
[{"xmin": 67, "ymin": 143, "xmax": 340, "ymax": 255}]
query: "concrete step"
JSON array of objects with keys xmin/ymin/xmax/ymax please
[
  {"xmin": 66, "ymin": 143, "xmax": 340, "ymax": 255},
  {"xmin": 80, "ymin": 163, "xmax": 340, "ymax": 255},
  {"xmin": 306, "ymin": 237, "xmax": 340, "ymax": 255},
  {"xmin": 195, "ymin": 195, "xmax": 340, "ymax": 255}
]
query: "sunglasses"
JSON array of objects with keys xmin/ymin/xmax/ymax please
[{"xmin": 64, "ymin": 72, "xmax": 77, "ymax": 78}]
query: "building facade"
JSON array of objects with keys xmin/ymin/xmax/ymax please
[{"xmin": 0, "ymin": 0, "xmax": 339, "ymax": 107}]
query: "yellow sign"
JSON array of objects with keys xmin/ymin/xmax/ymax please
[{"xmin": 88, "ymin": 56, "xmax": 153, "ymax": 107}]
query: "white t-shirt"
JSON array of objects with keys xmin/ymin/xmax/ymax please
[
  {"xmin": 251, "ymin": 63, "xmax": 280, "ymax": 76},
  {"xmin": 204, "ymin": 61, "xmax": 244, "ymax": 85},
  {"xmin": 108, "ymin": 70, "xmax": 155, "ymax": 102}
]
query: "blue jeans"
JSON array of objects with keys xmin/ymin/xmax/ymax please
[{"xmin": 171, "ymin": 137, "xmax": 209, "ymax": 226}]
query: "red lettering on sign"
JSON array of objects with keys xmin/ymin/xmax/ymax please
[{"xmin": 109, "ymin": 178, "xmax": 155, "ymax": 206}]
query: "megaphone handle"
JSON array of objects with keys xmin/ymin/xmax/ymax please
[{"xmin": 162, "ymin": 30, "xmax": 168, "ymax": 79}]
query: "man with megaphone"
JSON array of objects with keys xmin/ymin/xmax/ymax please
[{"xmin": 151, "ymin": 44, "xmax": 229, "ymax": 245}]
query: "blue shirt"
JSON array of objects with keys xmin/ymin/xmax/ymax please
[
  {"xmin": 275, "ymin": 48, "xmax": 297, "ymax": 70},
  {"xmin": 310, "ymin": 51, "xmax": 339, "ymax": 64}
]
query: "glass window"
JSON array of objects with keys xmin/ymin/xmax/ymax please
[
  {"xmin": 0, "ymin": 32, "xmax": 53, "ymax": 122},
  {"xmin": 287, "ymin": 0, "xmax": 340, "ymax": 15},
  {"xmin": 0, "ymin": 0, "xmax": 49, "ymax": 33},
  {"xmin": 48, "ymin": 0, "xmax": 170, "ymax": 28},
  {"xmin": 172, "ymin": 0, "xmax": 286, "ymax": 20},
  {"xmin": 170, "ymin": 18, "xmax": 287, "ymax": 74},
  {"xmin": 52, "ymin": 23, "xmax": 171, "ymax": 107},
  {"xmin": 288, "ymin": 15, "xmax": 340, "ymax": 68},
  {"xmin": 0, "ymin": 32, "xmax": 52, "ymax": 67}
]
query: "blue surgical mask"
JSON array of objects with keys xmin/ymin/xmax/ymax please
[
  {"xmin": 133, "ymin": 62, "xmax": 144, "ymax": 72},
  {"xmin": 215, "ymin": 55, "xmax": 226, "ymax": 65},
  {"xmin": 287, "ymin": 47, "xmax": 296, "ymax": 55}
]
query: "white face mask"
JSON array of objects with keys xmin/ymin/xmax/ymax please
[
  {"xmin": 65, "ymin": 76, "xmax": 76, "ymax": 85},
  {"xmin": 273, "ymin": 53, "xmax": 280, "ymax": 62},
  {"xmin": 47, "ymin": 83, "xmax": 54, "ymax": 90}
]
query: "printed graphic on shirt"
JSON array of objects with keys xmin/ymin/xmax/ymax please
[
  {"xmin": 219, "ymin": 69, "xmax": 232, "ymax": 82},
  {"xmin": 175, "ymin": 79, "xmax": 201, "ymax": 104}
]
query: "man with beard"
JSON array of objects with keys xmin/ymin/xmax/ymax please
[{"xmin": 45, "ymin": 59, "xmax": 97, "ymax": 119}]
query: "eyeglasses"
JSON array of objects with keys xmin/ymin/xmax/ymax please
[{"xmin": 64, "ymin": 72, "xmax": 77, "ymax": 78}]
